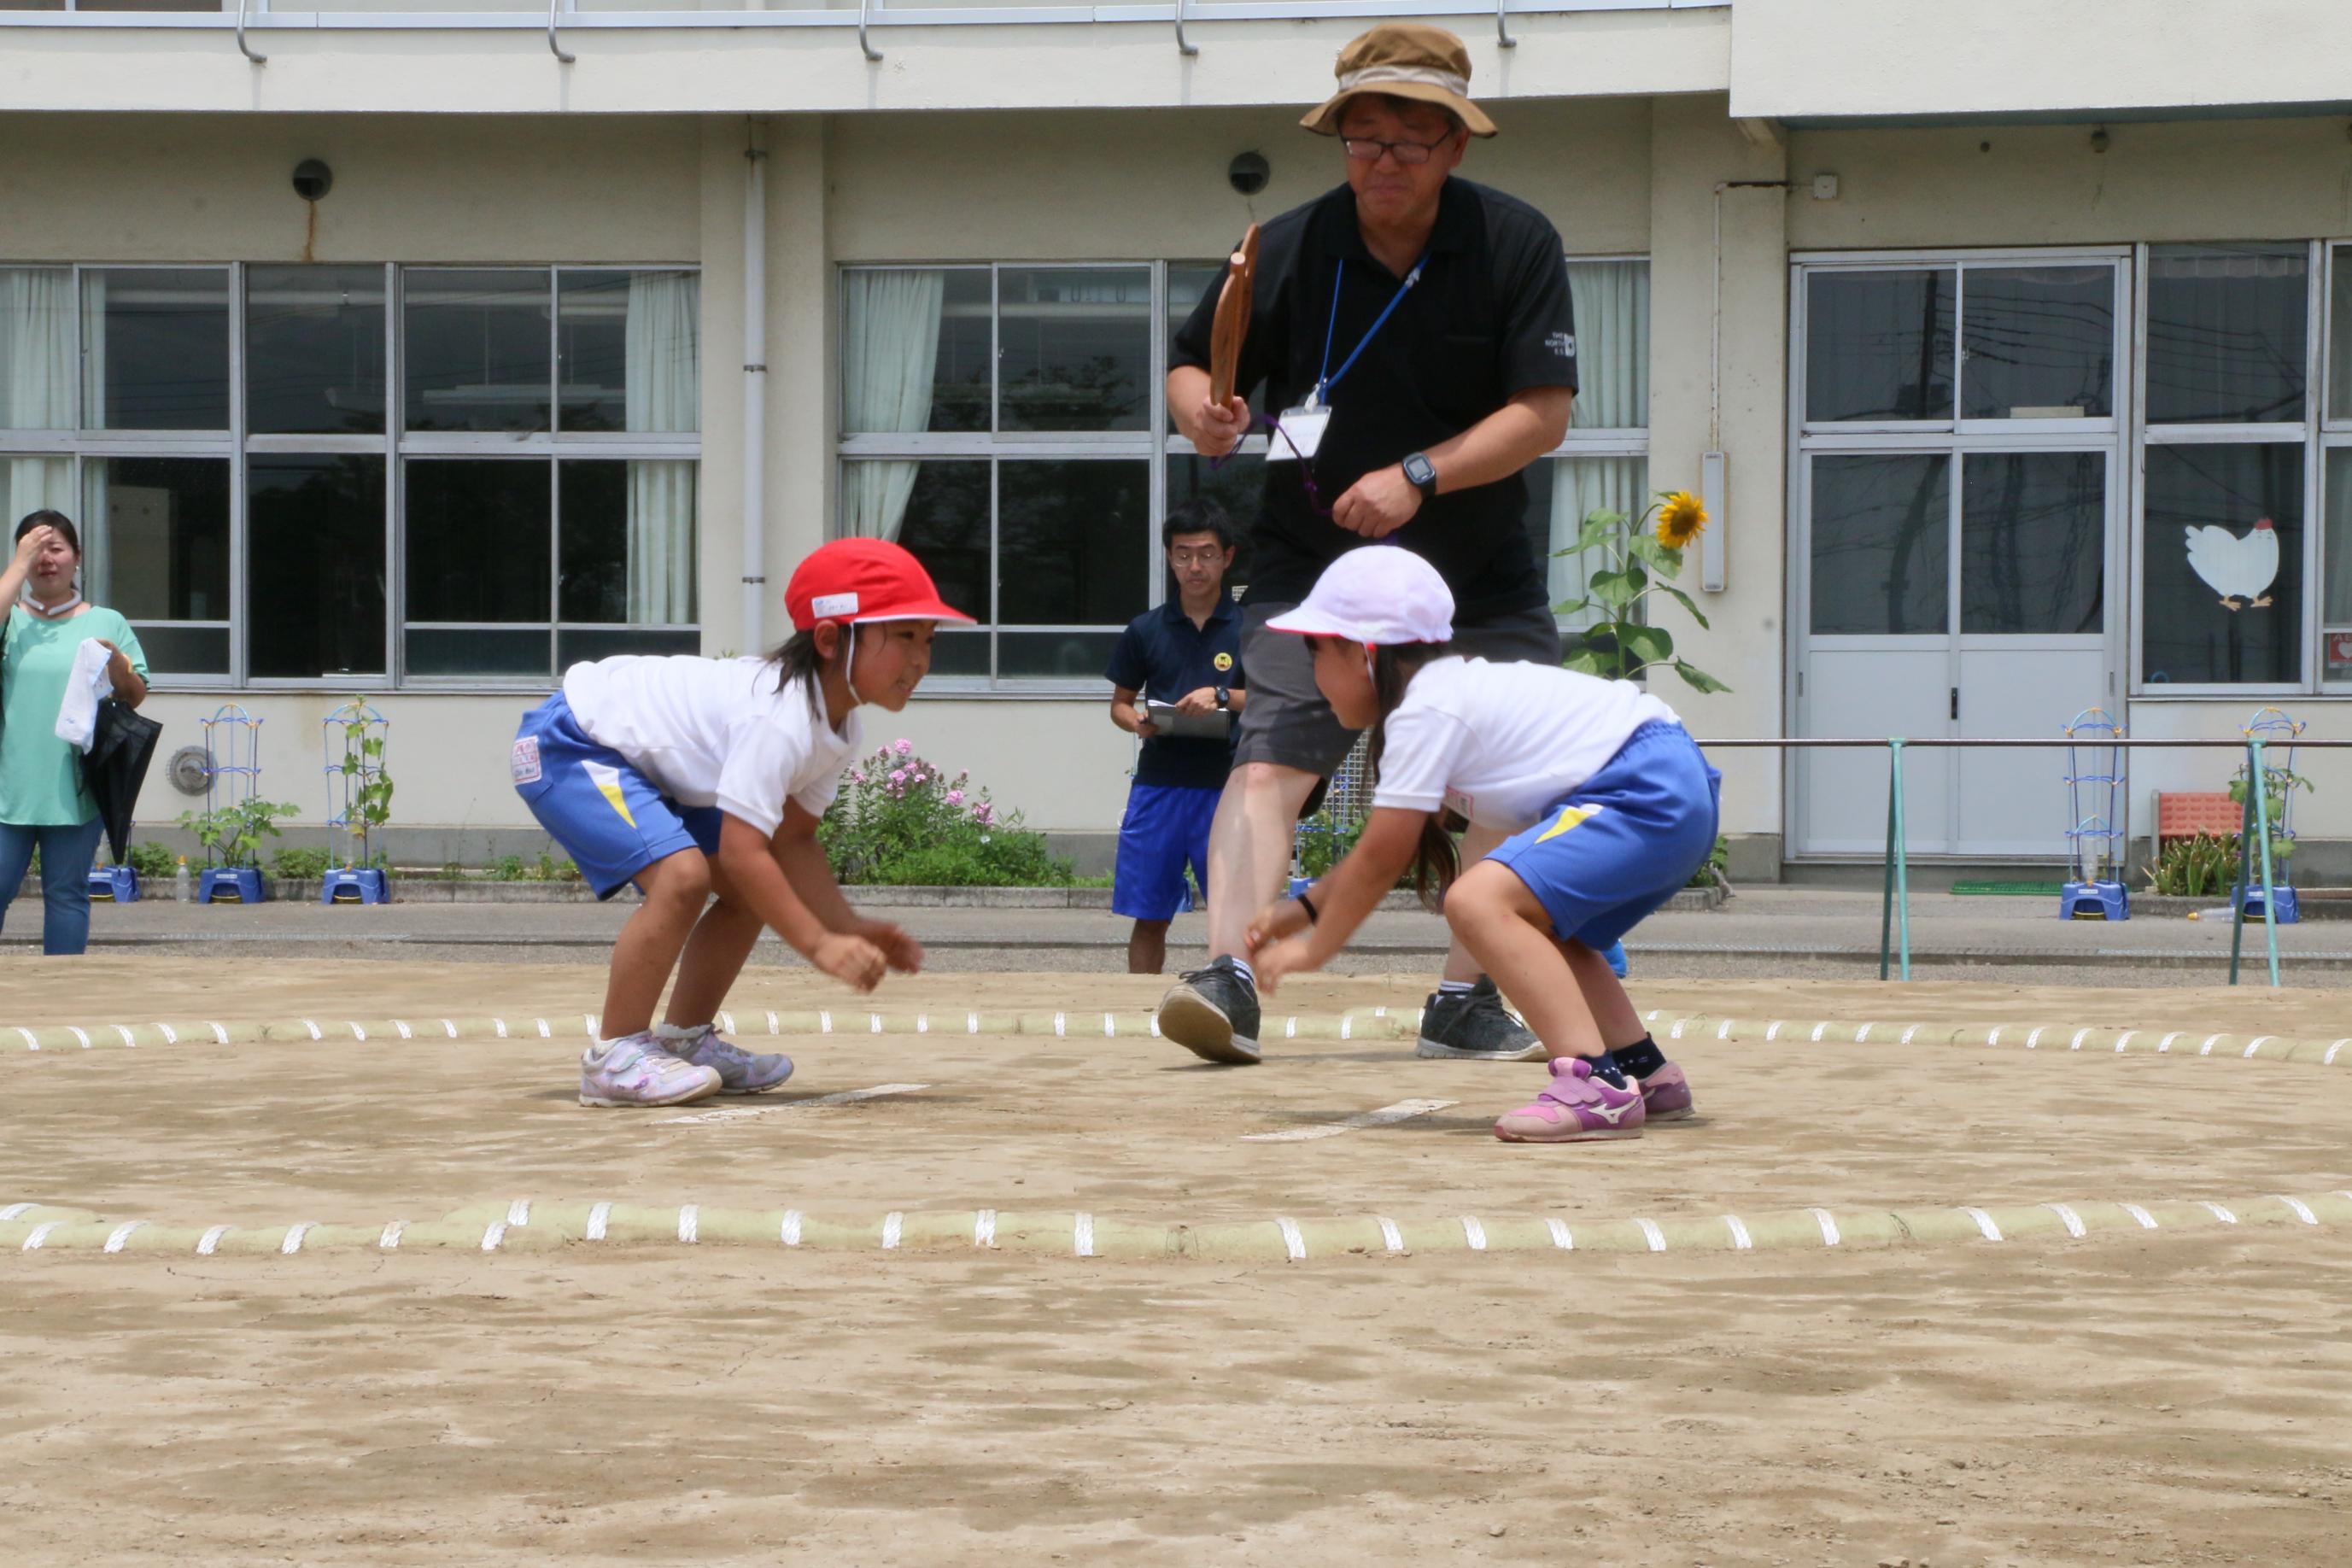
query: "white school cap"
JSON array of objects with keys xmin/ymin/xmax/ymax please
[{"xmin": 1264, "ymin": 544, "xmax": 1455, "ymax": 645}]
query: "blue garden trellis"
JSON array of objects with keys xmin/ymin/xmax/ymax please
[
  {"xmin": 2233, "ymin": 706, "xmax": 2304, "ymax": 926},
  {"xmin": 197, "ymin": 705, "xmax": 267, "ymax": 904},
  {"xmin": 320, "ymin": 699, "xmax": 392, "ymax": 904},
  {"xmin": 2059, "ymin": 709, "xmax": 2128, "ymax": 921}
]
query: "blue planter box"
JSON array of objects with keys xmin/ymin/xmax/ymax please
[
  {"xmin": 199, "ymin": 867, "xmax": 267, "ymax": 904},
  {"xmin": 87, "ymin": 865, "xmax": 140, "ymax": 903},
  {"xmin": 320, "ymin": 867, "xmax": 390, "ymax": 904}
]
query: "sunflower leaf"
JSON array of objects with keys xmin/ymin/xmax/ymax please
[
  {"xmin": 1574, "ymin": 511, "xmax": 1626, "ymax": 553},
  {"xmin": 1655, "ymin": 583, "xmax": 1711, "ymax": 630},
  {"xmin": 1626, "ymin": 535, "xmax": 1684, "ymax": 580},
  {"xmin": 1671, "ymin": 659, "xmax": 1732, "ymax": 695},
  {"xmin": 1561, "ymin": 647, "xmax": 1611, "ymax": 677},
  {"xmin": 1588, "ymin": 570, "xmax": 1641, "ymax": 611},
  {"xmin": 1620, "ymin": 624, "xmax": 1676, "ymax": 666}
]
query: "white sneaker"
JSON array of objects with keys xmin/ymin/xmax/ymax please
[
  {"xmin": 654, "ymin": 1023, "xmax": 794, "ymax": 1093},
  {"xmin": 579, "ymin": 1033, "xmax": 723, "ymax": 1108}
]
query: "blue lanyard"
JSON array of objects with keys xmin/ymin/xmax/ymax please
[{"xmin": 1313, "ymin": 253, "xmax": 1427, "ymax": 407}]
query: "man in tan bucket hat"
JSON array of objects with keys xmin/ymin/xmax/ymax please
[{"xmin": 1161, "ymin": 24, "xmax": 1583, "ymax": 1068}]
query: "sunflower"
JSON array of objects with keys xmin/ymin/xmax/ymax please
[{"xmin": 1655, "ymin": 491, "xmax": 1707, "ymax": 550}]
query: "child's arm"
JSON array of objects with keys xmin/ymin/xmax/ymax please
[
  {"xmin": 768, "ymin": 802, "xmax": 924, "ymax": 973},
  {"xmin": 715, "ymin": 812, "xmax": 887, "ymax": 991},
  {"xmin": 1244, "ymin": 806, "xmax": 1428, "ymax": 993}
]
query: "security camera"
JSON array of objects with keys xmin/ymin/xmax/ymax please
[
  {"xmin": 1227, "ymin": 152, "xmax": 1270, "ymax": 197},
  {"xmin": 292, "ymin": 159, "xmax": 333, "ymax": 202}
]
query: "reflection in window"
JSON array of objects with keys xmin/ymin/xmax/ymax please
[
  {"xmin": 248, "ymin": 455, "xmax": 386, "ymax": 678},
  {"xmin": 557, "ymin": 270, "xmax": 700, "ymax": 434},
  {"xmin": 997, "ymin": 459, "xmax": 1149, "ymax": 623},
  {"xmin": 998, "ymin": 267, "xmax": 1150, "ymax": 432},
  {"xmin": 2320, "ymin": 450, "xmax": 2352, "ymax": 682},
  {"xmin": 1962, "ymin": 266, "xmax": 2113, "ymax": 420},
  {"xmin": 559, "ymin": 459, "xmax": 698, "ymax": 628},
  {"xmin": 2146, "ymin": 245, "xmax": 2307, "ymax": 424},
  {"xmin": 1810, "ymin": 453, "xmax": 1950, "ymax": 635},
  {"xmin": 80, "ymin": 267, "xmax": 231, "ymax": 430},
  {"xmin": 85, "ymin": 456, "xmax": 231, "ymax": 676},
  {"xmin": 1806, "ymin": 270, "xmax": 1954, "ymax": 423},
  {"xmin": 247, "ymin": 265, "xmax": 387, "ymax": 436},
  {"xmin": 403, "ymin": 269, "xmax": 552, "ymax": 433},
  {"xmin": 1961, "ymin": 452, "xmax": 2103, "ymax": 634},
  {"xmin": 2142, "ymin": 442, "xmax": 2302, "ymax": 685}
]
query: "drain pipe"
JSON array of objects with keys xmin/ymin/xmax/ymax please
[{"xmin": 741, "ymin": 127, "xmax": 769, "ymax": 656}]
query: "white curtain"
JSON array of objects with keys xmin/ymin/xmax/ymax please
[
  {"xmin": 2, "ymin": 268, "xmax": 75, "ymax": 529},
  {"xmin": 840, "ymin": 269, "xmax": 946, "ymax": 540},
  {"xmin": 623, "ymin": 271, "xmax": 699, "ymax": 623},
  {"xmin": 2327, "ymin": 451, "xmax": 2352, "ymax": 643},
  {"xmin": 1565, "ymin": 260, "xmax": 1650, "ymax": 432},
  {"xmin": 1550, "ymin": 455, "xmax": 1650, "ymax": 628}
]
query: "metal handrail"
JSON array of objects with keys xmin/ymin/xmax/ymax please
[
  {"xmin": 1175, "ymin": 0, "xmax": 1197, "ymax": 56},
  {"xmin": 1497, "ymin": 0, "xmax": 1516, "ymax": 48},
  {"xmin": 858, "ymin": 0, "xmax": 881, "ymax": 61},
  {"xmin": 547, "ymin": 0, "xmax": 574, "ymax": 62},
  {"xmin": 235, "ymin": 0, "xmax": 265, "ymax": 64}
]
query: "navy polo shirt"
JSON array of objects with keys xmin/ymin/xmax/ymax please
[
  {"xmin": 1104, "ymin": 597, "xmax": 1247, "ymax": 790},
  {"xmin": 1172, "ymin": 177, "xmax": 1578, "ymax": 623}
]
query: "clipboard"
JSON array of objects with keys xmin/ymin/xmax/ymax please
[{"xmin": 1144, "ymin": 702, "xmax": 1233, "ymax": 741}]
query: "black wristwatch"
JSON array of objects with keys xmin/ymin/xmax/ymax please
[
  {"xmin": 1214, "ymin": 686, "xmax": 1231, "ymax": 711},
  {"xmin": 1401, "ymin": 450, "xmax": 1439, "ymax": 500}
]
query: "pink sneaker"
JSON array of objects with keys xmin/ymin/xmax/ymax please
[
  {"xmin": 1493, "ymin": 1057, "xmax": 1646, "ymax": 1144},
  {"xmin": 1638, "ymin": 1062, "xmax": 1695, "ymax": 1121}
]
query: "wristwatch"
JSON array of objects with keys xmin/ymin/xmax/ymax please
[
  {"xmin": 1401, "ymin": 451, "xmax": 1439, "ymax": 500},
  {"xmin": 1214, "ymin": 686, "xmax": 1231, "ymax": 711}
]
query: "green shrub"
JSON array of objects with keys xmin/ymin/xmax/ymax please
[
  {"xmin": 488, "ymin": 854, "xmax": 528, "ymax": 882},
  {"xmin": 2144, "ymin": 833, "xmax": 2241, "ymax": 898},
  {"xmin": 125, "ymin": 842, "xmax": 175, "ymax": 880},
  {"xmin": 178, "ymin": 799, "xmax": 301, "ymax": 869},
  {"xmin": 269, "ymin": 846, "xmax": 331, "ymax": 879},
  {"xmin": 1686, "ymin": 834, "xmax": 1729, "ymax": 890},
  {"xmin": 822, "ymin": 740, "xmax": 1073, "ymax": 887}
]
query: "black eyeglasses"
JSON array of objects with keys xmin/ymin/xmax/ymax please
[{"xmin": 1341, "ymin": 134, "xmax": 1454, "ymax": 167}]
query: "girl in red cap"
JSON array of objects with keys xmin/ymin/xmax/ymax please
[{"xmin": 509, "ymin": 538, "xmax": 973, "ymax": 1108}]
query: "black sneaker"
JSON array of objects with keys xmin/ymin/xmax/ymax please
[
  {"xmin": 1156, "ymin": 956, "xmax": 1262, "ymax": 1065},
  {"xmin": 1414, "ymin": 977, "xmax": 1545, "ymax": 1061}
]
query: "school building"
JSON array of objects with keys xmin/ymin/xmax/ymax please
[{"xmin": 4, "ymin": 0, "xmax": 2349, "ymax": 878}]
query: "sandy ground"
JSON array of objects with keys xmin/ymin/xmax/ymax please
[{"xmin": 3, "ymin": 959, "xmax": 2349, "ymax": 1565}]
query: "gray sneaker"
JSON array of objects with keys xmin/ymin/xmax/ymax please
[
  {"xmin": 580, "ymin": 1033, "xmax": 723, "ymax": 1108},
  {"xmin": 653, "ymin": 1024, "xmax": 794, "ymax": 1093},
  {"xmin": 1414, "ymin": 977, "xmax": 1546, "ymax": 1061},
  {"xmin": 1156, "ymin": 956, "xmax": 1262, "ymax": 1065}
]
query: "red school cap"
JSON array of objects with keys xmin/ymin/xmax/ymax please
[{"xmin": 785, "ymin": 538, "xmax": 974, "ymax": 631}]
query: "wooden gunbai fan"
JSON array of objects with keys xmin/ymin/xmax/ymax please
[{"xmin": 1207, "ymin": 224, "xmax": 1261, "ymax": 410}]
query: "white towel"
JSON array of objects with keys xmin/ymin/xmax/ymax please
[{"xmin": 54, "ymin": 638, "xmax": 115, "ymax": 753}]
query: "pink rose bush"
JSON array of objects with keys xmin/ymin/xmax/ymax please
[{"xmin": 819, "ymin": 740, "xmax": 1070, "ymax": 886}]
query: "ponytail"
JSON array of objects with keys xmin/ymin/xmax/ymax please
[
  {"xmin": 764, "ymin": 628, "xmax": 830, "ymax": 716},
  {"xmin": 1363, "ymin": 640, "xmax": 1460, "ymax": 912}
]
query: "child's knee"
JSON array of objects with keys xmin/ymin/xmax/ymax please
[{"xmin": 642, "ymin": 851, "xmax": 711, "ymax": 908}]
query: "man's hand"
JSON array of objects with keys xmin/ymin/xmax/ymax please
[
  {"xmin": 1330, "ymin": 464, "xmax": 1423, "ymax": 539},
  {"xmin": 1186, "ymin": 394, "xmax": 1251, "ymax": 458},
  {"xmin": 1172, "ymin": 685, "xmax": 1221, "ymax": 717},
  {"xmin": 1253, "ymin": 934, "xmax": 1323, "ymax": 995},
  {"xmin": 857, "ymin": 919, "xmax": 926, "ymax": 974},
  {"xmin": 1132, "ymin": 702, "xmax": 1160, "ymax": 739},
  {"xmin": 812, "ymin": 933, "xmax": 888, "ymax": 992},
  {"xmin": 1243, "ymin": 895, "xmax": 1311, "ymax": 955}
]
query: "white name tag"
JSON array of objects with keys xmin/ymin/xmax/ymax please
[{"xmin": 1266, "ymin": 406, "xmax": 1330, "ymax": 463}]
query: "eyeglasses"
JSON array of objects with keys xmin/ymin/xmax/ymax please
[
  {"xmin": 1167, "ymin": 547, "xmax": 1226, "ymax": 567},
  {"xmin": 1341, "ymin": 134, "xmax": 1454, "ymax": 167}
]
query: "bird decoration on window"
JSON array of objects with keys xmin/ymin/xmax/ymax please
[{"xmin": 2184, "ymin": 516, "xmax": 2279, "ymax": 611}]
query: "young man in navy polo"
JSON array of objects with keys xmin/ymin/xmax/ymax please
[{"xmin": 1105, "ymin": 500, "xmax": 1248, "ymax": 974}]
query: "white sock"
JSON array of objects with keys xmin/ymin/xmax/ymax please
[
  {"xmin": 1437, "ymin": 979, "xmax": 1476, "ymax": 996},
  {"xmin": 653, "ymin": 1021, "xmax": 706, "ymax": 1042},
  {"xmin": 1227, "ymin": 957, "xmax": 1255, "ymax": 986},
  {"xmin": 591, "ymin": 1033, "xmax": 647, "ymax": 1058}
]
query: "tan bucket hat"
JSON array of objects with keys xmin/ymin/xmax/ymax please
[{"xmin": 1300, "ymin": 23, "xmax": 1498, "ymax": 139}]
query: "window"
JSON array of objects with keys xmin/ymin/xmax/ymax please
[
  {"xmin": 840, "ymin": 264, "xmax": 1156, "ymax": 687},
  {"xmin": 2139, "ymin": 243, "xmax": 2312, "ymax": 690},
  {"xmin": 1534, "ymin": 258, "xmax": 1650, "ymax": 630},
  {"xmin": 0, "ymin": 261, "xmax": 699, "ymax": 687}
]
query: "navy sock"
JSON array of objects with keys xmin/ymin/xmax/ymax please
[
  {"xmin": 1614, "ymin": 1035, "xmax": 1668, "ymax": 1079},
  {"xmin": 1580, "ymin": 1051, "xmax": 1629, "ymax": 1089}
]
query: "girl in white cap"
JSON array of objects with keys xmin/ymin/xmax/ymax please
[
  {"xmin": 1243, "ymin": 545, "xmax": 1719, "ymax": 1142},
  {"xmin": 511, "ymin": 538, "xmax": 972, "ymax": 1108}
]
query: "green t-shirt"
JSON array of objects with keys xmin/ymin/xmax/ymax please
[{"xmin": 0, "ymin": 606, "xmax": 149, "ymax": 826}]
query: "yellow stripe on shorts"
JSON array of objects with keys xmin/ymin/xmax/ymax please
[
  {"xmin": 582, "ymin": 759, "xmax": 638, "ymax": 828},
  {"xmin": 1533, "ymin": 803, "xmax": 1602, "ymax": 844}
]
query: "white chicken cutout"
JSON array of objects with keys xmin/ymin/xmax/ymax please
[{"xmin": 2184, "ymin": 516, "xmax": 2279, "ymax": 611}]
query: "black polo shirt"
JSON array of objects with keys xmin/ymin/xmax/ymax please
[
  {"xmin": 1103, "ymin": 596, "xmax": 1247, "ymax": 790},
  {"xmin": 1172, "ymin": 177, "xmax": 1577, "ymax": 623}
]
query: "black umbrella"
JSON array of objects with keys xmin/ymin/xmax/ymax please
[{"xmin": 81, "ymin": 699, "xmax": 163, "ymax": 866}]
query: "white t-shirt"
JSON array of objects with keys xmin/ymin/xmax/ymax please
[
  {"xmin": 1369, "ymin": 656, "xmax": 1679, "ymax": 831},
  {"xmin": 562, "ymin": 655, "xmax": 860, "ymax": 839}
]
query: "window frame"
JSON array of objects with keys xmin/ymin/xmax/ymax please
[{"xmin": 0, "ymin": 259, "xmax": 702, "ymax": 693}]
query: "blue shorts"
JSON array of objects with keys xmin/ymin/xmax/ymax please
[
  {"xmin": 511, "ymin": 694, "xmax": 722, "ymax": 900},
  {"xmin": 1112, "ymin": 781, "xmax": 1221, "ymax": 921},
  {"xmin": 1485, "ymin": 723, "xmax": 1721, "ymax": 951}
]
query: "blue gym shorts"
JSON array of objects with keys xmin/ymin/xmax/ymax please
[
  {"xmin": 1112, "ymin": 781, "xmax": 1221, "ymax": 922},
  {"xmin": 1484, "ymin": 722, "xmax": 1722, "ymax": 951},
  {"xmin": 510, "ymin": 694, "xmax": 723, "ymax": 901}
]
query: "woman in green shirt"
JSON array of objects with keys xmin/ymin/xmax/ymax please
[{"xmin": 0, "ymin": 511, "xmax": 150, "ymax": 956}]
